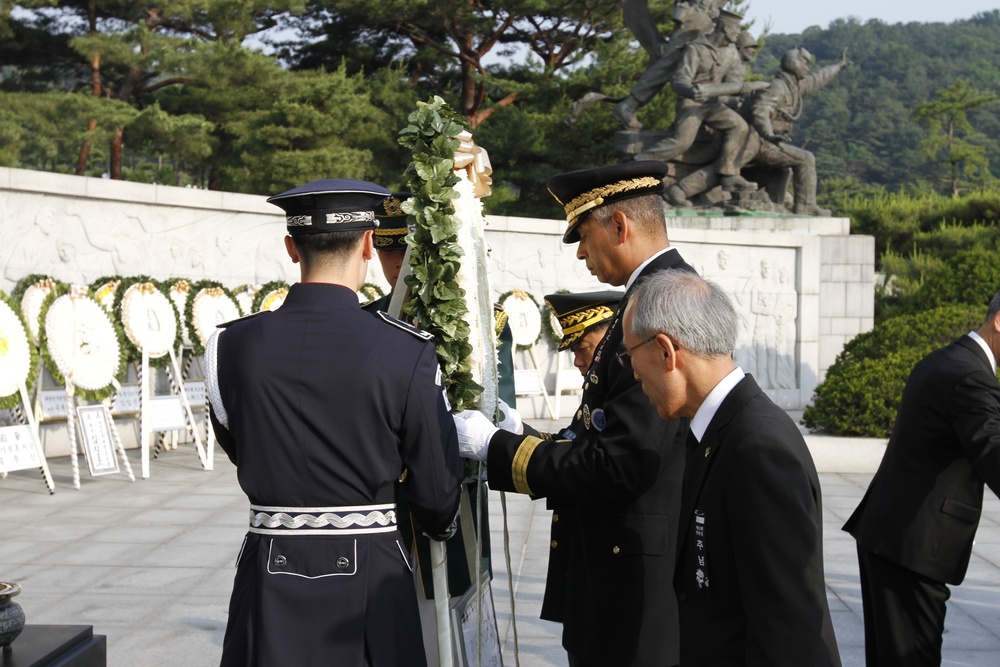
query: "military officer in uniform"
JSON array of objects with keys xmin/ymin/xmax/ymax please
[
  {"xmin": 362, "ymin": 193, "xmax": 410, "ymax": 314},
  {"xmin": 205, "ymin": 178, "xmax": 463, "ymax": 667},
  {"xmin": 531, "ymin": 290, "xmax": 622, "ymax": 625},
  {"xmin": 455, "ymin": 161, "xmax": 694, "ymax": 667}
]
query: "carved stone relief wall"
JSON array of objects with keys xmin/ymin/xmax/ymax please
[{"xmin": 1, "ymin": 168, "xmax": 873, "ymax": 424}]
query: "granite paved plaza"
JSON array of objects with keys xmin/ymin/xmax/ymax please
[{"xmin": 2, "ymin": 423, "xmax": 1000, "ymax": 666}]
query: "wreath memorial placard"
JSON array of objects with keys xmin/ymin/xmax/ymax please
[{"xmin": 40, "ymin": 285, "xmax": 131, "ymax": 489}]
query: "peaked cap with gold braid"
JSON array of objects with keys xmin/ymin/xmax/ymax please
[
  {"xmin": 373, "ymin": 192, "xmax": 414, "ymax": 251},
  {"xmin": 546, "ymin": 160, "xmax": 668, "ymax": 243},
  {"xmin": 545, "ymin": 290, "xmax": 623, "ymax": 351}
]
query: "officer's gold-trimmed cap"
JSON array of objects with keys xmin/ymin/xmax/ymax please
[
  {"xmin": 546, "ymin": 161, "xmax": 669, "ymax": 243},
  {"xmin": 373, "ymin": 192, "xmax": 413, "ymax": 252},
  {"xmin": 545, "ymin": 290, "xmax": 623, "ymax": 351}
]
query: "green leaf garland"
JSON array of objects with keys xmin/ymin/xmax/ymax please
[{"xmin": 398, "ymin": 96, "xmax": 481, "ymax": 412}]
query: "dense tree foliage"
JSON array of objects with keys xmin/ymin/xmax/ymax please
[{"xmin": 0, "ymin": 3, "xmax": 998, "ymax": 207}]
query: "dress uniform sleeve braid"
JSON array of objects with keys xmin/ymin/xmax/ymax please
[{"xmin": 204, "ymin": 327, "xmax": 228, "ymax": 429}]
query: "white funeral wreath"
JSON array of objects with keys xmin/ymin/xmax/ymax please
[
  {"xmin": 233, "ymin": 284, "xmax": 261, "ymax": 316},
  {"xmin": 168, "ymin": 280, "xmax": 193, "ymax": 346},
  {"xmin": 191, "ymin": 287, "xmax": 241, "ymax": 352},
  {"xmin": 44, "ymin": 290, "xmax": 121, "ymax": 392},
  {"xmin": 94, "ymin": 279, "xmax": 121, "ymax": 312},
  {"xmin": 20, "ymin": 278, "xmax": 56, "ymax": 345},
  {"xmin": 498, "ymin": 289, "xmax": 543, "ymax": 350},
  {"xmin": 0, "ymin": 297, "xmax": 32, "ymax": 402},
  {"xmin": 121, "ymin": 282, "xmax": 178, "ymax": 359},
  {"xmin": 259, "ymin": 288, "xmax": 287, "ymax": 312}
]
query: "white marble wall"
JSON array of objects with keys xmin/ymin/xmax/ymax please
[{"xmin": 1, "ymin": 167, "xmax": 874, "ymax": 431}]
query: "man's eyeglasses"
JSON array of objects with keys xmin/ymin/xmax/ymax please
[
  {"xmin": 616, "ymin": 334, "xmax": 680, "ymax": 368},
  {"xmin": 616, "ymin": 336, "xmax": 657, "ymax": 368}
]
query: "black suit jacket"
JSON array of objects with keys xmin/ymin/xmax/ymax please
[
  {"xmin": 844, "ymin": 335, "xmax": 1000, "ymax": 585},
  {"xmin": 676, "ymin": 374, "xmax": 841, "ymax": 667},
  {"xmin": 487, "ymin": 248, "xmax": 693, "ymax": 667}
]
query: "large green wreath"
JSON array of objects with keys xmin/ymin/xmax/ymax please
[
  {"xmin": 0, "ymin": 290, "xmax": 39, "ymax": 410},
  {"xmin": 398, "ymin": 96, "xmax": 482, "ymax": 412}
]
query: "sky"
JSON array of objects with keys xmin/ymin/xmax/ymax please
[{"xmin": 741, "ymin": 0, "xmax": 999, "ymax": 35}]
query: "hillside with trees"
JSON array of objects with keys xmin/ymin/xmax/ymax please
[{"xmin": 2, "ymin": 3, "xmax": 997, "ymax": 210}]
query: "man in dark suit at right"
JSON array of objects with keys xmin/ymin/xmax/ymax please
[{"xmin": 844, "ymin": 288, "xmax": 1000, "ymax": 667}]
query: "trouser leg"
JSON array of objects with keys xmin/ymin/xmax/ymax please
[{"xmin": 857, "ymin": 544, "xmax": 950, "ymax": 667}]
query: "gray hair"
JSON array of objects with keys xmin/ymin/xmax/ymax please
[
  {"xmin": 591, "ymin": 193, "xmax": 668, "ymax": 241},
  {"xmin": 629, "ymin": 270, "xmax": 737, "ymax": 358}
]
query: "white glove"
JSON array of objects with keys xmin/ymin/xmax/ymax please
[
  {"xmin": 453, "ymin": 410, "xmax": 498, "ymax": 461},
  {"xmin": 497, "ymin": 399, "xmax": 524, "ymax": 435}
]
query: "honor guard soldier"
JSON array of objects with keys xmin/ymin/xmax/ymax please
[
  {"xmin": 205, "ymin": 178, "xmax": 463, "ymax": 667},
  {"xmin": 454, "ymin": 161, "xmax": 695, "ymax": 667}
]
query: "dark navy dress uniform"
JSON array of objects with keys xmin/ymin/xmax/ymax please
[
  {"xmin": 206, "ymin": 180, "xmax": 463, "ymax": 667},
  {"xmin": 485, "ymin": 160, "xmax": 695, "ymax": 667},
  {"xmin": 536, "ymin": 290, "xmax": 622, "ymax": 624}
]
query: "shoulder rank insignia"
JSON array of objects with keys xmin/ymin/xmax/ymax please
[
  {"xmin": 376, "ymin": 310, "xmax": 434, "ymax": 341},
  {"xmin": 219, "ymin": 311, "xmax": 270, "ymax": 328}
]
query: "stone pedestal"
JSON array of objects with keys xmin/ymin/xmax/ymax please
[{"xmin": 0, "ymin": 625, "xmax": 106, "ymax": 667}]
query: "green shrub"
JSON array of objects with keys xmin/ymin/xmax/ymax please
[
  {"xmin": 877, "ymin": 236, "xmax": 1000, "ymax": 319},
  {"xmin": 803, "ymin": 304, "xmax": 984, "ymax": 436}
]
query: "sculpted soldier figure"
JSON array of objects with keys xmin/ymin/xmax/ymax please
[
  {"xmin": 664, "ymin": 46, "xmax": 850, "ymax": 212},
  {"xmin": 743, "ymin": 46, "xmax": 851, "ymax": 214},
  {"xmin": 634, "ymin": 10, "xmax": 766, "ymax": 192},
  {"xmin": 613, "ymin": 0, "xmax": 725, "ymax": 130},
  {"xmin": 205, "ymin": 178, "xmax": 463, "ymax": 667}
]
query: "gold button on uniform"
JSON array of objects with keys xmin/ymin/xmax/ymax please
[
  {"xmin": 612, "ymin": 546, "xmax": 620, "ymax": 555},
  {"xmin": 552, "ymin": 513, "xmax": 559, "ymax": 523},
  {"xmin": 551, "ymin": 540, "xmax": 558, "ymax": 549}
]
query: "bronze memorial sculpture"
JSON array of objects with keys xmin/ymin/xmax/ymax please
[{"xmin": 576, "ymin": 2, "xmax": 852, "ymax": 215}]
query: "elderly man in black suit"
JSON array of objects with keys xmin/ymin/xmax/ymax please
[
  {"xmin": 844, "ymin": 289, "xmax": 1000, "ymax": 667},
  {"xmin": 454, "ymin": 161, "xmax": 694, "ymax": 667},
  {"xmin": 622, "ymin": 269, "xmax": 842, "ymax": 667}
]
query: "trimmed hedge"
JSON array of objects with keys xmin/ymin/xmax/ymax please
[{"xmin": 803, "ymin": 304, "xmax": 984, "ymax": 436}]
